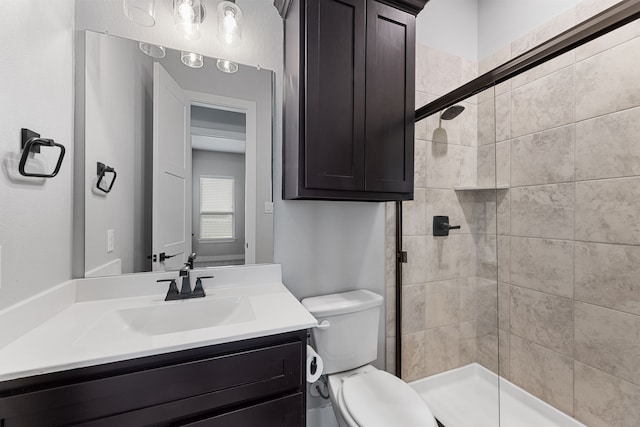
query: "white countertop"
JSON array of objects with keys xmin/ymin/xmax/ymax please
[{"xmin": 0, "ymin": 265, "xmax": 317, "ymax": 382}]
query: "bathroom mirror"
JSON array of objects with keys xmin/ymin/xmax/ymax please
[{"xmin": 78, "ymin": 30, "xmax": 274, "ymax": 277}]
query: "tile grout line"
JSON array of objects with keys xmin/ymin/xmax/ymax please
[
  {"xmin": 572, "ymin": 56, "xmax": 578, "ymax": 417},
  {"xmin": 508, "ymin": 173, "xmax": 640, "ymax": 190}
]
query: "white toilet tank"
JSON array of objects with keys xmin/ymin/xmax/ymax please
[{"xmin": 302, "ymin": 290, "xmax": 383, "ymax": 375}]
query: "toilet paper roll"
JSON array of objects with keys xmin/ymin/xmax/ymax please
[{"xmin": 306, "ymin": 345, "xmax": 324, "ymax": 383}]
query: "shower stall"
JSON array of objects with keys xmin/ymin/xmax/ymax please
[{"xmin": 389, "ymin": 1, "xmax": 640, "ymax": 426}]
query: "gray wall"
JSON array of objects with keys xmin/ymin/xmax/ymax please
[
  {"xmin": 84, "ymin": 30, "xmax": 153, "ymax": 275},
  {"xmin": 478, "ymin": 0, "xmax": 581, "ymax": 59},
  {"xmin": 191, "ymin": 150, "xmax": 246, "ymax": 259},
  {"xmin": 157, "ymin": 49, "xmax": 274, "ymax": 264},
  {"xmin": 417, "ymin": 0, "xmax": 584, "ymax": 61},
  {"xmin": 0, "ymin": 0, "xmax": 74, "ymax": 310},
  {"xmin": 417, "ymin": 0, "xmax": 478, "ymax": 60}
]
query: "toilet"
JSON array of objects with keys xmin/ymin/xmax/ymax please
[{"xmin": 302, "ymin": 290, "xmax": 437, "ymax": 427}]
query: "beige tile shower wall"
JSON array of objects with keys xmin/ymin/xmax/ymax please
[
  {"xmin": 385, "ymin": 43, "xmax": 480, "ymax": 381},
  {"xmin": 481, "ymin": 18, "xmax": 640, "ymax": 427},
  {"xmin": 390, "ymin": 10, "xmax": 640, "ymax": 425}
]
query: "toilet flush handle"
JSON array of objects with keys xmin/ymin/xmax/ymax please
[{"xmin": 315, "ymin": 320, "xmax": 331, "ymax": 329}]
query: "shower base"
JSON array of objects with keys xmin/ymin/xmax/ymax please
[{"xmin": 411, "ymin": 363, "xmax": 585, "ymax": 427}]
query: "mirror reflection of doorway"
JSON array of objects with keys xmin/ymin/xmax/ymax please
[{"xmin": 190, "ymin": 106, "xmax": 246, "ymax": 268}]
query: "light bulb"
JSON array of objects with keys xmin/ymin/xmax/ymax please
[
  {"xmin": 181, "ymin": 51, "xmax": 204, "ymax": 68},
  {"xmin": 217, "ymin": 1, "xmax": 243, "ymax": 46},
  {"xmin": 139, "ymin": 42, "xmax": 165, "ymax": 58},
  {"xmin": 174, "ymin": 0, "xmax": 201, "ymax": 40},
  {"xmin": 216, "ymin": 59, "xmax": 238, "ymax": 74},
  {"xmin": 177, "ymin": 2, "xmax": 194, "ymax": 21},
  {"xmin": 223, "ymin": 10, "xmax": 237, "ymax": 31}
]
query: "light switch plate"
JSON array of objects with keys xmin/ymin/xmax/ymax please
[
  {"xmin": 107, "ymin": 229, "xmax": 114, "ymax": 253},
  {"xmin": 264, "ymin": 201, "xmax": 274, "ymax": 214}
]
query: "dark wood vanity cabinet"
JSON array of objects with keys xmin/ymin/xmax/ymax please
[
  {"xmin": 0, "ymin": 330, "xmax": 307, "ymax": 427},
  {"xmin": 282, "ymin": 0, "xmax": 427, "ymax": 201}
]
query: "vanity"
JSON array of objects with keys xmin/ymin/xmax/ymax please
[{"xmin": 0, "ymin": 265, "xmax": 316, "ymax": 426}]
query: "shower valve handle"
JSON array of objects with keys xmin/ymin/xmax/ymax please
[{"xmin": 433, "ymin": 216, "xmax": 460, "ymax": 236}]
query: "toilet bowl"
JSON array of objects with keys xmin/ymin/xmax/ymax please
[{"xmin": 302, "ymin": 290, "xmax": 437, "ymax": 427}]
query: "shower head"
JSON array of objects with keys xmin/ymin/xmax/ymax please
[{"xmin": 440, "ymin": 105, "xmax": 465, "ymax": 120}]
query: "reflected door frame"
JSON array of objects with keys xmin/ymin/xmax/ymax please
[{"xmin": 185, "ymin": 90, "xmax": 257, "ymax": 265}]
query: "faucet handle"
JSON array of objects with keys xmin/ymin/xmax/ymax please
[
  {"xmin": 186, "ymin": 252, "xmax": 197, "ymax": 269},
  {"xmin": 157, "ymin": 279, "xmax": 179, "ymax": 301},
  {"xmin": 193, "ymin": 276, "xmax": 214, "ymax": 298}
]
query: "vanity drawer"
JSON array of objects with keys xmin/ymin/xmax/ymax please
[
  {"xmin": 0, "ymin": 335, "xmax": 305, "ymax": 427},
  {"xmin": 180, "ymin": 392, "xmax": 304, "ymax": 427},
  {"xmin": 77, "ymin": 392, "xmax": 304, "ymax": 426}
]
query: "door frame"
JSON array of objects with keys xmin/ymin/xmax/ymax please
[{"xmin": 185, "ymin": 90, "xmax": 257, "ymax": 265}]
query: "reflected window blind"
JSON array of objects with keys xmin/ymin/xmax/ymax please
[{"xmin": 200, "ymin": 177, "xmax": 235, "ymax": 240}]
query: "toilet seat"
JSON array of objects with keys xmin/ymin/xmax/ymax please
[{"xmin": 338, "ymin": 370, "xmax": 437, "ymax": 427}]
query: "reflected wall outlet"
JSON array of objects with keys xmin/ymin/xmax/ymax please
[
  {"xmin": 107, "ymin": 229, "xmax": 114, "ymax": 253},
  {"xmin": 264, "ymin": 201, "xmax": 274, "ymax": 214}
]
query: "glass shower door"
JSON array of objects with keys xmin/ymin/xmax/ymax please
[
  {"xmin": 398, "ymin": 81, "xmax": 501, "ymax": 427},
  {"xmin": 494, "ymin": 15, "xmax": 640, "ymax": 427}
]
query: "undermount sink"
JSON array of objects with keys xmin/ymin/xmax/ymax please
[{"xmin": 117, "ymin": 296, "xmax": 255, "ymax": 336}]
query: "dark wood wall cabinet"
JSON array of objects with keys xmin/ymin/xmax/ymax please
[
  {"xmin": 0, "ymin": 330, "xmax": 307, "ymax": 427},
  {"xmin": 281, "ymin": 0, "xmax": 427, "ymax": 201}
]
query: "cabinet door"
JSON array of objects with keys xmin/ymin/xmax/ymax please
[
  {"xmin": 365, "ymin": 0, "xmax": 415, "ymax": 194},
  {"xmin": 305, "ymin": 0, "xmax": 366, "ymax": 191}
]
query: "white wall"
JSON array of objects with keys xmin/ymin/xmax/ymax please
[
  {"xmin": 478, "ymin": 0, "xmax": 581, "ymax": 59},
  {"xmin": 0, "ymin": 0, "xmax": 75, "ymax": 310},
  {"xmin": 84, "ymin": 31, "xmax": 153, "ymax": 275},
  {"xmin": 417, "ymin": 0, "xmax": 478, "ymax": 60}
]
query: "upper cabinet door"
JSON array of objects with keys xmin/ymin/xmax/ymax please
[
  {"xmin": 305, "ymin": 0, "xmax": 366, "ymax": 191},
  {"xmin": 365, "ymin": 1, "xmax": 415, "ymax": 193}
]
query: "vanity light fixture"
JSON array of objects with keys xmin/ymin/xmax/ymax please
[
  {"xmin": 139, "ymin": 42, "xmax": 166, "ymax": 58},
  {"xmin": 216, "ymin": 59, "xmax": 238, "ymax": 74},
  {"xmin": 217, "ymin": 1, "xmax": 243, "ymax": 46},
  {"xmin": 174, "ymin": 0, "xmax": 205, "ymax": 40},
  {"xmin": 123, "ymin": 0, "xmax": 156, "ymax": 27},
  {"xmin": 181, "ymin": 51, "xmax": 204, "ymax": 68}
]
